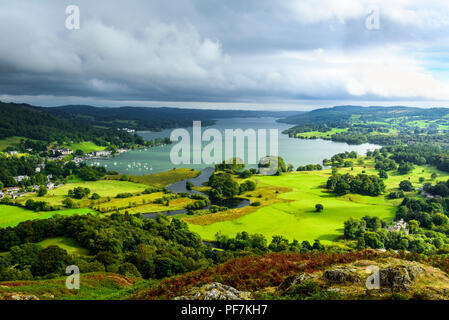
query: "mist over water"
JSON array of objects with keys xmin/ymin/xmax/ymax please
[{"xmin": 87, "ymin": 118, "xmax": 380, "ymax": 175}]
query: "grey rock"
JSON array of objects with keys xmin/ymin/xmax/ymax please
[
  {"xmin": 379, "ymin": 265, "xmax": 425, "ymax": 292},
  {"xmin": 277, "ymin": 272, "xmax": 316, "ymax": 294},
  {"xmin": 174, "ymin": 282, "xmax": 252, "ymax": 300},
  {"xmin": 322, "ymin": 267, "xmax": 360, "ymax": 284}
]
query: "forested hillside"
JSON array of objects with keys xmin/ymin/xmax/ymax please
[{"xmin": 49, "ymin": 105, "xmax": 302, "ymax": 131}]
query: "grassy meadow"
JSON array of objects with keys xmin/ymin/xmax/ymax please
[
  {"xmin": 0, "ymin": 136, "xmax": 23, "ymax": 151},
  {"xmin": 187, "ymin": 162, "xmax": 449, "ymax": 243},
  {"xmin": 295, "ymin": 128, "xmax": 348, "ymax": 139},
  {"xmin": 68, "ymin": 141, "xmax": 106, "ymax": 153},
  {"xmin": 36, "ymin": 237, "xmax": 89, "ymax": 256},
  {"xmin": 17, "ymin": 180, "xmax": 149, "ymax": 207},
  {"xmin": 0, "ymin": 205, "xmax": 95, "ymax": 228}
]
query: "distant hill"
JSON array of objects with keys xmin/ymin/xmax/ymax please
[
  {"xmin": 0, "ymin": 101, "xmax": 303, "ymax": 149},
  {"xmin": 279, "ymin": 105, "xmax": 449, "ymax": 126},
  {"xmin": 48, "ymin": 105, "xmax": 303, "ymax": 131},
  {"xmin": 0, "ymin": 101, "xmax": 94, "ymax": 141}
]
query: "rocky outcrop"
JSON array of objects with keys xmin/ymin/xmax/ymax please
[
  {"xmin": 173, "ymin": 282, "xmax": 252, "ymax": 300},
  {"xmin": 0, "ymin": 293, "xmax": 39, "ymax": 300},
  {"xmin": 322, "ymin": 267, "xmax": 361, "ymax": 284},
  {"xmin": 277, "ymin": 272, "xmax": 316, "ymax": 295},
  {"xmin": 379, "ymin": 265, "xmax": 425, "ymax": 292}
]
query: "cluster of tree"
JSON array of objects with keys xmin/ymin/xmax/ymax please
[
  {"xmin": 115, "ymin": 193, "xmax": 134, "ymax": 199},
  {"xmin": 374, "ymin": 158, "xmax": 397, "ymax": 172},
  {"xmin": 258, "ymin": 156, "xmax": 287, "ymax": 175},
  {"xmin": 214, "ymin": 231, "xmax": 324, "ymax": 253},
  {"xmin": 238, "ymin": 169, "xmax": 257, "ymax": 179},
  {"xmin": 215, "ymin": 158, "xmax": 245, "ymax": 173},
  {"xmin": 326, "ymin": 173, "xmax": 386, "ymax": 196},
  {"xmin": 239, "ymin": 180, "xmax": 256, "ymax": 193},
  {"xmin": 68, "ymin": 187, "xmax": 91, "ymax": 199},
  {"xmin": 208, "ymin": 172, "xmax": 240, "ymax": 201},
  {"xmin": 395, "ymin": 197, "xmax": 449, "ymax": 230},
  {"xmin": 208, "ymin": 172, "xmax": 258, "ymax": 203},
  {"xmin": 422, "ymin": 180, "xmax": 449, "ymax": 197},
  {"xmin": 296, "ymin": 164, "xmax": 323, "ymax": 171},
  {"xmin": 0, "ymin": 214, "xmax": 218, "ymax": 281},
  {"xmin": 343, "ymin": 216, "xmax": 449, "ymax": 254},
  {"xmin": 323, "ymin": 151, "xmax": 358, "ymax": 167},
  {"xmin": 186, "ymin": 194, "xmax": 210, "ymax": 212},
  {"xmin": 386, "ymin": 191, "xmax": 405, "ymax": 199},
  {"xmin": 399, "ymin": 180, "xmax": 414, "ymax": 192},
  {"xmin": 24, "ymin": 199, "xmax": 54, "ymax": 212}
]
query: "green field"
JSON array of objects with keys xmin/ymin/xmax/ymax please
[
  {"xmin": 18, "ymin": 180, "xmax": 149, "ymax": 207},
  {"xmin": 36, "ymin": 237, "xmax": 89, "ymax": 255},
  {"xmin": 188, "ymin": 163, "xmax": 449, "ymax": 243},
  {"xmin": 68, "ymin": 141, "xmax": 106, "ymax": 153},
  {"xmin": 0, "ymin": 205, "xmax": 95, "ymax": 228},
  {"xmin": 0, "ymin": 136, "xmax": 23, "ymax": 151},
  {"xmin": 296, "ymin": 128, "xmax": 348, "ymax": 139}
]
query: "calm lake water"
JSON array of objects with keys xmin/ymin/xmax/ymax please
[{"xmin": 87, "ymin": 117, "xmax": 380, "ymax": 175}]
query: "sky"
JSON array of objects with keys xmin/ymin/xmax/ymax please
[{"xmin": 1, "ymin": 0, "xmax": 449, "ymax": 110}]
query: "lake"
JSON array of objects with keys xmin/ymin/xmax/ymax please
[{"xmin": 87, "ymin": 117, "xmax": 380, "ymax": 175}]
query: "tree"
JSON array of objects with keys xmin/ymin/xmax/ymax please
[
  {"xmin": 90, "ymin": 193, "xmax": 100, "ymax": 200},
  {"xmin": 312, "ymin": 240, "xmax": 324, "ymax": 250},
  {"xmin": 431, "ymin": 173, "xmax": 438, "ymax": 180},
  {"xmin": 37, "ymin": 186, "xmax": 47, "ymax": 197},
  {"xmin": 378, "ymin": 170, "xmax": 388, "ymax": 179},
  {"xmin": 62, "ymin": 197, "xmax": 76, "ymax": 208},
  {"xmin": 34, "ymin": 246, "xmax": 69, "ymax": 276},
  {"xmin": 398, "ymin": 162, "xmax": 414, "ymax": 175},
  {"xmin": 239, "ymin": 180, "xmax": 256, "ymax": 193},
  {"xmin": 208, "ymin": 172, "xmax": 239, "ymax": 201},
  {"xmin": 363, "ymin": 232, "xmax": 384, "ymax": 249},
  {"xmin": 344, "ymin": 218, "xmax": 366, "ymax": 239},
  {"xmin": 10, "ymin": 243, "xmax": 42, "ymax": 269},
  {"xmin": 186, "ymin": 181, "xmax": 194, "ymax": 191},
  {"xmin": 399, "ymin": 180, "xmax": 414, "ymax": 192},
  {"xmin": 315, "ymin": 204, "xmax": 324, "ymax": 212},
  {"xmin": 408, "ymin": 220, "xmax": 420, "ymax": 234},
  {"xmin": 268, "ymin": 235, "xmax": 289, "ymax": 252}
]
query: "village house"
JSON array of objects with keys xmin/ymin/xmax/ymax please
[
  {"xmin": 117, "ymin": 148, "xmax": 128, "ymax": 154},
  {"xmin": 95, "ymin": 150, "xmax": 112, "ymax": 157},
  {"xmin": 5, "ymin": 187, "xmax": 20, "ymax": 194},
  {"xmin": 386, "ymin": 219, "xmax": 409, "ymax": 234},
  {"xmin": 46, "ymin": 182, "xmax": 55, "ymax": 190},
  {"xmin": 13, "ymin": 175, "xmax": 29, "ymax": 183},
  {"xmin": 51, "ymin": 148, "xmax": 73, "ymax": 155},
  {"xmin": 8, "ymin": 151, "xmax": 18, "ymax": 155},
  {"xmin": 119, "ymin": 128, "xmax": 136, "ymax": 133}
]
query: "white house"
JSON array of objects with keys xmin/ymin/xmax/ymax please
[
  {"xmin": 95, "ymin": 150, "xmax": 112, "ymax": 157},
  {"xmin": 46, "ymin": 182, "xmax": 55, "ymax": 190},
  {"xmin": 5, "ymin": 187, "xmax": 20, "ymax": 193},
  {"xmin": 13, "ymin": 175, "xmax": 29, "ymax": 183}
]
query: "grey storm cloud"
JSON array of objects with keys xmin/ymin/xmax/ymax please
[{"xmin": 1, "ymin": 0, "xmax": 449, "ymax": 107}]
